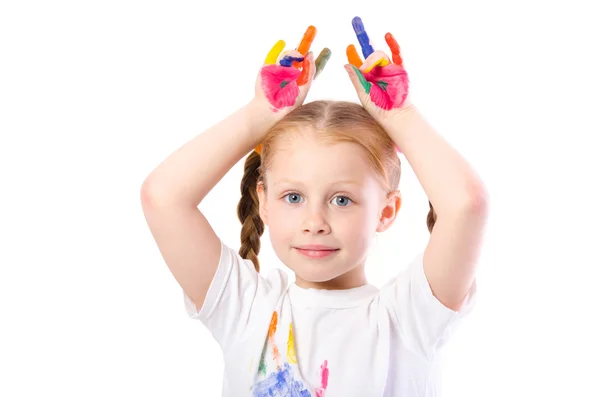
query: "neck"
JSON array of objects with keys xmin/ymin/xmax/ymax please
[{"xmin": 294, "ymin": 262, "xmax": 367, "ymax": 290}]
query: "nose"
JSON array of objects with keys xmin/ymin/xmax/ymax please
[{"xmin": 302, "ymin": 206, "xmax": 331, "ymax": 235}]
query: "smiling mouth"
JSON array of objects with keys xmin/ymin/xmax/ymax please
[{"xmin": 294, "ymin": 248, "xmax": 340, "ymax": 259}]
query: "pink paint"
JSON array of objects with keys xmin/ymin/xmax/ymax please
[
  {"xmin": 315, "ymin": 360, "xmax": 329, "ymax": 397},
  {"xmin": 364, "ymin": 64, "xmax": 409, "ymax": 110},
  {"xmin": 260, "ymin": 65, "xmax": 302, "ymax": 111}
]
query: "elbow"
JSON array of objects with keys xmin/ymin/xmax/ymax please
[
  {"xmin": 140, "ymin": 179, "xmax": 162, "ymax": 208},
  {"xmin": 464, "ymin": 184, "xmax": 490, "ymax": 214}
]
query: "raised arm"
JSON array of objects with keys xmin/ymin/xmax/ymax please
[
  {"xmin": 139, "ymin": 30, "xmax": 323, "ymax": 312},
  {"xmin": 140, "ymin": 103, "xmax": 276, "ymax": 310}
]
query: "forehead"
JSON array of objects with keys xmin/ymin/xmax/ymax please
[{"xmin": 267, "ymin": 134, "xmax": 376, "ymax": 186}]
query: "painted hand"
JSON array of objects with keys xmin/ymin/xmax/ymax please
[
  {"xmin": 254, "ymin": 25, "xmax": 331, "ymax": 114},
  {"xmin": 344, "ymin": 17, "xmax": 413, "ymax": 124}
]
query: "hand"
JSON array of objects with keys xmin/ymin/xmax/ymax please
[
  {"xmin": 252, "ymin": 25, "xmax": 331, "ymax": 118},
  {"xmin": 344, "ymin": 17, "xmax": 414, "ymax": 124}
]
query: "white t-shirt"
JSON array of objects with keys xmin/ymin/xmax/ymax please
[{"xmin": 184, "ymin": 239, "xmax": 477, "ymax": 396}]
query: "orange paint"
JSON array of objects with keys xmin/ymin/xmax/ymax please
[
  {"xmin": 268, "ymin": 311, "xmax": 278, "ymax": 338},
  {"xmin": 293, "ymin": 25, "xmax": 317, "ymax": 68},
  {"xmin": 346, "ymin": 44, "xmax": 363, "ymax": 68},
  {"xmin": 297, "ymin": 54, "xmax": 311, "ymax": 86}
]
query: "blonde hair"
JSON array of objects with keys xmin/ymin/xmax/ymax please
[{"xmin": 236, "ymin": 100, "xmax": 437, "ymax": 271}]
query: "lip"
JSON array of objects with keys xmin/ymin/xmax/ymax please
[
  {"xmin": 294, "ymin": 245, "xmax": 340, "ymax": 259},
  {"xmin": 295, "ymin": 245, "xmax": 338, "ymax": 250}
]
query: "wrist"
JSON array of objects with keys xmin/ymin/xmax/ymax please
[
  {"xmin": 380, "ymin": 104, "xmax": 420, "ymax": 136},
  {"xmin": 244, "ymin": 99, "xmax": 281, "ymax": 137}
]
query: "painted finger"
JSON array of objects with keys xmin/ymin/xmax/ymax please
[
  {"xmin": 293, "ymin": 25, "xmax": 317, "ymax": 68},
  {"xmin": 352, "ymin": 16, "xmax": 374, "ymax": 59},
  {"xmin": 346, "ymin": 44, "xmax": 363, "ymax": 68},
  {"xmin": 360, "ymin": 50, "xmax": 391, "ymax": 73},
  {"xmin": 385, "ymin": 32, "xmax": 403, "ymax": 65},
  {"xmin": 297, "ymin": 52, "xmax": 313, "ymax": 86},
  {"xmin": 265, "ymin": 40, "xmax": 286, "ymax": 65},
  {"xmin": 314, "ymin": 47, "xmax": 331, "ymax": 79}
]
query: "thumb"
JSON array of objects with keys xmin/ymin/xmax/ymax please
[{"xmin": 344, "ymin": 64, "xmax": 372, "ymax": 103}]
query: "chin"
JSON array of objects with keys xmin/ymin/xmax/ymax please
[
  {"xmin": 288, "ymin": 258, "xmax": 353, "ymax": 284},
  {"xmin": 294, "ymin": 269, "xmax": 340, "ymax": 284}
]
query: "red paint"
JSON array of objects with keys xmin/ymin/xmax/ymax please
[
  {"xmin": 364, "ymin": 64, "xmax": 409, "ymax": 110},
  {"xmin": 296, "ymin": 56, "xmax": 311, "ymax": 86},
  {"xmin": 315, "ymin": 360, "xmax": 329, "ymax": 397},
  {"xmin": 294, "ymin": 248, "xmax": 339, "ymax": 258},
  {"xmin": 260, "ymin": 65, "xmax": 302, "ymax": 110},
  {"xmin": 384, "ymin": 32, "xmax": 403, "ymax": 66}
]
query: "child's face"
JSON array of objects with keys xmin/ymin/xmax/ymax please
[{"xmin": 257, "ymin": 132, "xmax": 400, "ymax": 289}]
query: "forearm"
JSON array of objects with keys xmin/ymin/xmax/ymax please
[
  {"xmin": 142, "ymin": 101, "xmax": 275, "ymax": 207},
  {"xmin": 382, "ymin": 106, "xmax": 488, "ymax": 215}
]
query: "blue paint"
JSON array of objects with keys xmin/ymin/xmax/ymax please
[
  {"xmin": 252, "ymin": 363, "xmax": 311, "ymax": 397},
  {"xmin": 352, "ymin": 16, "xmax": 374, "ymax": 59},
  {"xmin": 280, "ymin": 55, "xmax": 304, "ymax": 67}
]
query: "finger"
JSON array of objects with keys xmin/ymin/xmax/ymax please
[
  {"xmin": 297, "ymin": 52, "xmax": 313, "ymax": 86},
  {"xmin": 361, "ymin": 50, "xmax": 391, "ymax": 73},
  {"xmin": 352, "ymin": 16, "xmax": 374, "ymax": 59},
  {"xmin": 384, "ymin": 32, "xmax": 403, "ymax": 65},
  {"xmin": 298, "ymin": 52, "xmax": 317, "ymax": 99},
  {"xmin": 265, "ymin": 40, "xmax": 286, "ymax": 65},
  {"xmin": 346, "ymin": 44, "xmax": 363, "ymax": 68},
  {"xmin": 293, "ymin": 25, "xmax": 317, "ymax": 68},
  {"xmin": 314, "ymin": 47, "xmax": 331, "ymax": 80}
]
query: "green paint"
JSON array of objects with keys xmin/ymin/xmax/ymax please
[
  {"xmin": 258, "ymin": 343, "xmax": 267, "ymax": 375},
  {"xmin": 376, "ymin": 80, "xmax": 389, "ymax": 91},
  {"xmin": 351, "ymin": 64, "xmax": 371, "ymax": 94},
  {"xmin": 280, "ymin": 80, "xmax": 289, "ymax": 89},
  {"xmin": 314, "ymin": 48, "xmax": 332, "ymax": 79},
  {"xmin": 258, "ymin": 359, "xmax": 267, "ymax": 376}
]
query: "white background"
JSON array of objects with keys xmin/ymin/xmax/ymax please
[{"xmin": 1, "ymin": 0, "xmax": 599, "ymax": 395}]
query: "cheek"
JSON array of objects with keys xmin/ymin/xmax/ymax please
[
  {"xmin": 336, "ymin": 210, "xmax": 373, "ymax": 237},
  {"xmin": 266, "ymin": 203, "xmax": 296, "ymax": 234}
]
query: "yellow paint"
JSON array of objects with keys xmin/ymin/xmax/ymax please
[
  {"xmin": 265, "ymin": 40, "xmax": 286, "ymax": 65},
  {"xmin": 287, "ymin": 323, "xmax": 297, "ymax": 364},
  {"xmin": 363, "ymin": 57, "xmax": 390, "ymax": 73}
]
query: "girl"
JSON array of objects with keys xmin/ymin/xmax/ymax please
[{"xmin": 141, "ymin": 18, "xmax": 488, "ymax": 397}]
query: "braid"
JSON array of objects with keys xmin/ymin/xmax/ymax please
[
  {"xmin": 426, "ymin": 200, "xmax": 437, "ymax": 234},
  {"xmin": 237, "ymin": 151, "xmax": 264, "ymax": 272}
]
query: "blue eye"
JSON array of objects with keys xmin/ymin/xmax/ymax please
[
  {"xmin": 332, "ymin": 196, "xmax": 353, "ymax": 207},
  {"xmin": 284, "ymin": 193, "xmax": 304, "ymax": 204},
  {"xmin": 283, "ymin": 193, "xmax": 353, "ymax": 206}
]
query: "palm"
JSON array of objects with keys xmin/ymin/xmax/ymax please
[
  {"xmin": 253, "ymin": 26, "xmax": 329, "ymax": 116},
  {"xmin": 345, "ymin": 17, "xmax": 413, "ymax": 122},
  {"xmin": 254, "ymin": 57, "xmax": 309, "ymax": 115}
]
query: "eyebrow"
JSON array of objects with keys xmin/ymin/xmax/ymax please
[{"xmin": 273, "ymin": 179, "xmax": 363, "ymax": 188}]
